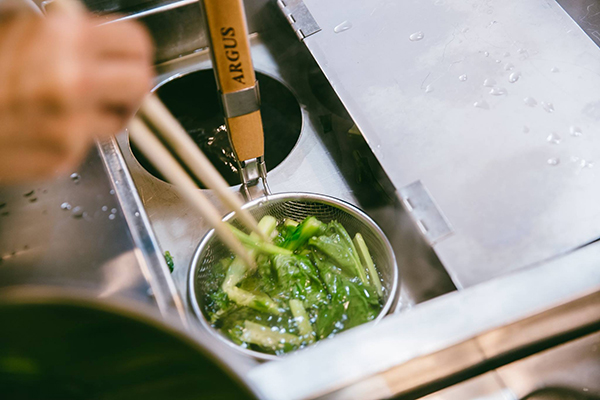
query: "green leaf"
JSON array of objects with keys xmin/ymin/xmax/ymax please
[
  {"xmin": 283, "ymin": 217, "xmax": 326, "ymax": 251},
  {"xmin": 164, "ymin": 251, "xmax": 174, "ymax": 273}
]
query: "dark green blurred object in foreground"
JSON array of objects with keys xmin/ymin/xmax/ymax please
[{"xmin": 0, "ymin": 289, "xmax": 254, "ymax": 400}]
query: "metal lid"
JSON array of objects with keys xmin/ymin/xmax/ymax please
[{"xmin": 283, "ymin": 0, "xmax": 600, "ymax": 288}]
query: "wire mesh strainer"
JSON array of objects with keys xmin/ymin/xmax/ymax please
[{"xmin": 188, "ymin": 192, "xmax": 399, "ymax": 360}]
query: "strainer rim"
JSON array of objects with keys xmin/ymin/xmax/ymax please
[{"xmin": 188, "ymin": 192, "xmax": 398, "ymax": 361}]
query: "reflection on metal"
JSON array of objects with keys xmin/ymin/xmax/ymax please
[
  {"xmin": 277, "ymin": 0, "xmax": 321, "ymax": 40},
  {"xmin": 0, "ymin": 147, "xmax": 153, "ymax": 305},
  {"xmin": 398, "ymin": 180, "xmax": 453, "ymax": 245},
  {"xmin": 497, "ymin": 330, "xmax": 600, "ymax": 399},
  {"xmin": 420, "ymin": 372, "xmax": 516, "ymax": 400},
  {"xmin": 98, "ymin": 0, "xmax": 199, "ymax": 23}
]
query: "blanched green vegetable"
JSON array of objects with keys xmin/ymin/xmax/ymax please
[
  {"xmin": 203, "ymin": 216, "xmax": 384, "ymax": 355},
  {"xmin": 241, "ymin": 321, "xmax": 301, "ymax": 351},
  {"xmin": 289, "ymin": 299, "xmax": 315, "ymax": 342},
  {"xmin": 354, "ymin": 233, "xmax": 383, "ymax": 297},
  {"xmin": 283, "ymin": 216, "xmax": 326, "ymax": 251}
]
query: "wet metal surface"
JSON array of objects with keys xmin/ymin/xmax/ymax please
[
  {"xmin": 296, "ymin": 0, "xmax": 600, "ymax": 289},
  {"xmin": 0, "ymin": 148, "xmax": 152, "ymax": 304}
]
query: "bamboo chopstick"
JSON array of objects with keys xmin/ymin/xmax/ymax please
[
  {"xmin": 139, "ymin": 95, "xmax": 267, "ymax": 241},
  {"xmin": 128, "ymin": 117, "xmax": 256, "ymax": 268}
]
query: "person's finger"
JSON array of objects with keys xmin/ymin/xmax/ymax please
[
  {"xmin": 0, "ymin": 146, "xmax": 67, "ymax": 183},
  {"xmin": 85, "ymin": 59, "xmax": 152, "ymax": 136},
  {"xmin": 88, "ymin": 60, "xmax": 152, "ymax": 106},
  {"xmin": 88, "ymin": 20, "xmax": 153, "ymax": 61},
  {"xmin": 13, "ymin": 15, "xmax": 86, "ymax": 115},
  {"xmin": 0, "ymin": 15, "xmax": 39, "ymax": 101}
]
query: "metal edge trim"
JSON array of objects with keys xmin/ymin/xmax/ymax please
[{"xmin": 96, "ymin": 137, "xmax": 189, "ymax": 326}]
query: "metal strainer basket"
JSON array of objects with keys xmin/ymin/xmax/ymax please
[{"xmin": 188, "ymin": 192, "xmax": 399, "ymax": 360}]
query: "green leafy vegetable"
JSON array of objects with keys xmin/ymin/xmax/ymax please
[
  {"xmin": 203, "ymin": 216, "xmax": 384, "ymax": 355},
  {"xmin": 283, "ymin": 216, "xmax": 326, "ymax": 251},
  {"xmin": 241, "ymin": 321, "xmax": 301, "ymax": 351},
  {"xmin": 290, "ymin": 299, "xmax": 315, "ymax": 342},
  {"xmin": 354, "ymin": 233, "xmax": 383, "ymax": 297},
  {"xmin": 164, "ymin": 251, "xmax": 174, "ymax": 273}
]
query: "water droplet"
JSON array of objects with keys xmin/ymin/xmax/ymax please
[
  {"xmin": 134, "ymin": 211, "xmax": 140, "ymax": 217},
  {"xmin": 425, "ymin": 84, "xmax": 434, "ymax": 93},
  {"xmin": 70, "ymin": 173, "xmax": 81, "ymax": 184},
  {"xmin": 581, "ymin": 160, "xmax": 593, "ymax": 169},
  {"xmin": 524, "ymin": 97, "xmax": 537, "ymax": 107},
  {"xmin": 458, "ymin": 74, "xmax": 468, "ymax": 81},
  {"xmin": 71, "ymin": 206, "xmax": 84, "ymax": 219},
  {"xmin": 108, "ymin": 214, "xmax": 116, "ymax": 220},
  {"xmin": 111, "ymin": 208, "xmax": 117, "ymax": 214},
  {"xmin": 483, "ymin": 51, "xmax": 490, "ymax": 57},
  {"xmin": 550, "ymin": 67, "xmax": 559, "ymax": 73},
  {"xmin": 489, "ymin": 87, "xmax": 507, "ymax": 96},
  {"xmin": 483, "ymin": 78, "xmax": 496, "ymax": 87},
  {"xmin": 523, "ymin": 126, "xmax": 530, "ymax": 133},
  {"xmin": 495, "ymin": 59, "xmax": 501, "ymax": 63},
  {"xmin": 101, "ymin": 206, "xmax": 108, "ymax": 212},
  {"xmin": 409, "ymin": 31, "xmax": 424, "ymax": 41},
  {"xmin": 504, "ymin": 63, "xmax": 515, "ymax": 71},
  {"xmin": 474, "ymin": 100, "xmax": 490, "ymax": 109},
  {"xmin": 541, "ymin": 102, "xmax": 555, "ymax": 113},
  {"xmin": 60, "ymin": 202, "xmax": 72, "ymax": 210},
  {"xmin": 508, "ymin": 72, "xmax": 521, "ymax": 83},
  {"xmin": 503, "ymin": 52, "xmax": 511, "ymax": 57},
  {"xmin": 547, "ymin": 132, "xmax": 562, "ymax": 144},
  {"xmin": 569, "ymin": 126, "xmax": 582, "ymax": 137},
  {"xmin": 333, "ymin": 20, "xmax": 353, "ymax": 33},
  {"xmin": 547, "ymin": 157, "xmax": 560, "ymax": 166},
  {"xmin": 109, "ymin": 189, "xmax": 115, "ymax": 195},
  {"xmin": 517, "ymin": 48, "xmax": 529, "ymax": 58}
]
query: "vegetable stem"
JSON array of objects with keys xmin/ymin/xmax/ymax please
[
  {"xmin": 229, "ymin": 225, "xmax": 293, "ymax": 256},
  {"xmin": 353, "ymin": 233, "xmax": 383, "ymax": 297},
  {"xmin": 241, "ymin": 321, "xmax": 301, "ymax": 350},
  {"xmin": 290, "ymin": 299, "xmax": 315, "ymax": 342}
]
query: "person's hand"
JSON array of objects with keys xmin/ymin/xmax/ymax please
[{"xmin": 0, "ymin": 7, "xmax": 153, "ymax": 183}]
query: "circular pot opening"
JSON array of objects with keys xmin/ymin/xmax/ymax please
[{"xmin": 130, "ymin": 69, "xmax": 303, "ymax": 187}]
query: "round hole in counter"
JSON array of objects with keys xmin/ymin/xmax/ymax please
[{"xmin": 130, "ymin": 69, "xmax": 303, "ymax": 187}]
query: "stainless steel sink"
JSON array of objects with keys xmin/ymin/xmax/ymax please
[{"xmin": 116, "ymin": 3, "xmax": 457, "ymax": 315}]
